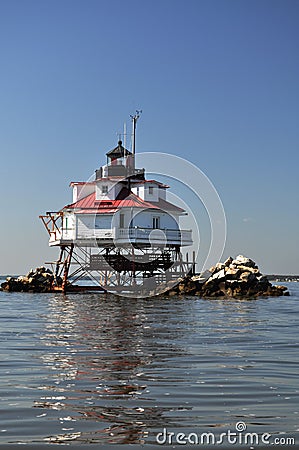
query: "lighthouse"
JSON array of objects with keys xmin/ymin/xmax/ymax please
[{"xmin": 40, "ymin": 114, "xmax": 193, "ymax": 295}]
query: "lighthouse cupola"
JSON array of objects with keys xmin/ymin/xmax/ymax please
[
  {"xmin": 106, "ymin": 140, "xmax": 133, "ymax": 177},
  {"xmin": 95, "ymin": 139, "xmax": 145, "ymax": 180}
]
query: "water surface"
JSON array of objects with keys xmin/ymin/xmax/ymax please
[{"xmin": 0, "ymin": 283, "xmax": 298, "ymax": 448}]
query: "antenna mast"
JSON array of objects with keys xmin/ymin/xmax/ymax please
[
  {"xmin": 124, "ymin": 122, "xmax": 127, "ymax": 151},
  {"xmin": 130, "ymin": 110, "xmax": 142, "ymax": 155}
]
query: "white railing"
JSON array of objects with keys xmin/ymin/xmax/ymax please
[
  {"xmin": 76, "ymin": 228, "xmax": 113, "ymax": 240},
  {"xmin": 115, "ymin": 227, "xmax": 192, "ymax": 245},
  {"xmin": 52, "ymin": 227, "xmax": 192, "ymax": 246},
  {"xmin": 49, "ymin": 230, "xmax": 62, "ymax": 243}
]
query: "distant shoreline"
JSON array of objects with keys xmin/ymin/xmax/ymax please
[
  {"xmin": 1, "ymin": 274, "xmax": 299, "ymax": 283},
  {"xmin": 267, "ymin": 275, "xmax": 299, "ymax": 282}
]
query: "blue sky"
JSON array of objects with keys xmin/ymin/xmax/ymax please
[{"xmin": 0, "ymin": 0, "xmax": 298, "ymax": 274}]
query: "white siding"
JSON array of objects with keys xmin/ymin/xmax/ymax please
[
  {"xmin": 158, "ymin": 187, "xmax": 166, "ymax": 200},
  {"xmin": 132, "ymin": 184, "xmax": 167, "ymax": 202},
  {"xmin": 131, "ymin": 185, "xmax": 145, "ymax": 200},
  {"xmin": 95, "ymin": 180, "xmax": 123, "ymax": 201},
  {"xmin": 111, "ymin": 209, "xmax": 129, "ymax": 229},
  {"xmin": 143, "ymin": 184, "xmax": 159, "ymax": 202},
  {"xmin": 76, "ymin": 214, "xmax": 112, "ymax": 239},
  {"xmin": 73, "ymin": 183, "xmax": 95, "ymax": 203},
  {"xmin": 95, "ymin": 215, "xmax": 112, "ymax": 229},
  {"xmin": 62, "ymin": 213, "xmax": 75, "ymax": 240},
  {"xmin": 77, "ymin": 216, "xmax": 94, "ymax": 237},
  {"xmin": 131, "ymin": 210, "xmax": 179, "ymax": 230}
]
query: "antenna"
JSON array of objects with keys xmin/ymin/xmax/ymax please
[
  {"xmin": 124, "ymin": 122, "xmax": 127, "ymax": 151},
  {"xmin": 130, "ymin": 110, "xmax": 142, "ymax": 155}
]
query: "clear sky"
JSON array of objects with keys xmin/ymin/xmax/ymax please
[{"xmin": 0, "ymin": 0, "xmax": 298, "ymax": 275}]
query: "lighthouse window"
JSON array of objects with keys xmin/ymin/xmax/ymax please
[
  {"xmin": 65, "ymin": 217, "xmax": 68, "ymax": 229},
  {"xmin": 119, "ymin": 213, "xmax": 125, "ymax": 228},
  {"xmin": 153, "ymin": 216, "xmax": 160, "ymax": 229},
  {"xmin": 148, "ymin": 186, "xmax": 154, "ymax": 195},
  {"xmin": 102, "ymin": 185, "xmax": 108, "ymax": 194}
]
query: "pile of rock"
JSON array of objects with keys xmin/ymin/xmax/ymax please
[
  {"xmin": 1, "ymin": 267, "xmax": 57, "ymax": 293},
  {"xmin": 163, "ymin": 255, "xmax": 289, "ymax": 298}
]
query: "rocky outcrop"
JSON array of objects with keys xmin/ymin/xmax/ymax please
[
  {"xmin": 1, "ymin": 267, "xmax": 58, "ymax": 293},
  {"xmin": 0, "ymin": 256, "xmax": 290, "ymax": 298},
  {"xmin": 162, "ymin": 255, "xmax": 289, "ymax": 298}
]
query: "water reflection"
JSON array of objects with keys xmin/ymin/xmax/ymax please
[
  {"xmin": 36, "ymin": 294, "xmax": 188, "ymax": 444},
  {"xmin": 31, "ymin": 292, "xmax": 299, "ymax": 445},
  {"xmin": 1, "ymin": 288, "xmax": 298, "ymax": 444}
]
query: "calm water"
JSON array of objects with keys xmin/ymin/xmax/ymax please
[{"xmin": 0, "ymin": 283, "xmax": 298, "ymax": 449}]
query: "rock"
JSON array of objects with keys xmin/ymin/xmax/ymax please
[
  {"xmin": 232, "ymin": 255, "xmax": 257, "ymax": 268},
  {"xmin": 226, "ymin": 287, "xmax": 233, "ymax": 297},
  {"xmin": 239, "ymin": 271, "xmax": 256, "ymax": 283},
  {"xmin": 226, "ymin": 267, "xmax": 241, "ymax": 278},
  {"xmin": 0, "ymin": 282, "xmax": 9, "ymax": 291},
  {"xmin": 191, "ymin": 270, "xmax": 211, "ymax": 283},
  {"xmin": 209, "ymin": 268, "xmax": 226, "ymax": 281},
  {"xmin": 257, "ymin": 275, "xmax": 268, "ymax": 283},
  {"xmin": 274, "ymin": 285, "xmax": 288, "ymax": 292},
  {"xmin": 208, "ymin": 266, "xmax": 217, "ymax": 275},
  {"xmin": 168, "ymin": 290, "xmax": 177, "ymax": 297},
  {"xmin": 224, "ymin": 257, "xmax": 233, "ymax": 267},
  {"xmin": 178, "ymin": 283, "xmax": 186, "ymax": 292},
  {"xmin": 1, "ymin": 267, "xmax": 55, "ymax": 293},
  {"xmin": 218, "ymin": 281, "xmax": 226, "ymax": 294},
  {"xmin": 237, "ymin": 265, "xmax": 260, "ymax": 275},
  {"xmin": 160, "ymin": 254, "xmax": 289, "ymax": 299}
]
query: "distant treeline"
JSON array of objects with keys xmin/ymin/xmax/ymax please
[{"xmin": 267, "ymin": 275, "xmax": 299, "ymax": 282}]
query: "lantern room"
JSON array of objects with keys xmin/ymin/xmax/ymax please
[{"xmin": 95, "ymin": 140, "xmax": 145, "ymax": 180}]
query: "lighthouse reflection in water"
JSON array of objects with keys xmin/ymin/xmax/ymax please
[
  {"xmin": 2, "ymin": 287, "xmax": 299, "ymax": 445},
  {"xmin": 36, "ymin": 294, "xmax": 186, "ymax": 444}
]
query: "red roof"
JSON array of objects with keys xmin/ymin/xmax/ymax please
[{"xmin": 63, "ymin": 188, "xmax": 184, "ymax": 214}]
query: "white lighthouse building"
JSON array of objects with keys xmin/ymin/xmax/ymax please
[{"xmin": 40, "ymin": 115, "xmax": 193, "ymax": 294}]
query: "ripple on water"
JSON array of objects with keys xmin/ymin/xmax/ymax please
[{"xmin": 0, "ymin": 285, "xmax": 298, "ymax": 445}]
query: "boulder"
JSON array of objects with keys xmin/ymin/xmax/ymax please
[
  {"xmin": 207, "ymin": 268, "xmax": 226, "ymax": 282},
  {"xmin": 161, "ymin": 255, "xmax": 289, "ymax": 299},
  {"xmin": 239, "ymin": 271, "xmax": 256, "ymax": 283},
  {"xmin": 224, "ymin": 257, "xmax": 233, "ymax": 267},
  {"xmin": 226, "ymin": 267, "xmax": 241, "ymax": 278},
  {"xmin": 1, "ymin": 267, "xmax": 55, "ymax": 293},
  {"xmin": 236, "ymin": 265, "xmax": 260, "ymax": 275},
  {"xmin": 191, "ymin": 270, "xmax": 211, "ymax": 283},
  {"xmin": 232, "ymin": 255, "xmax": 257, "ymax": 268}
]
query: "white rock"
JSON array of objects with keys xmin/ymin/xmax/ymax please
[
  {"xmin": 232, "ymin": 255, "xmax": 256, "ymax": 268},
  {"xmin": 208, "ymin": 268, "xmax": 226, "ymax": 282},
  {"xmin": 192, "ymin": 270, "xmax": 212, "ymax": 283}
]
